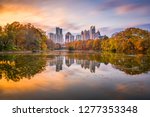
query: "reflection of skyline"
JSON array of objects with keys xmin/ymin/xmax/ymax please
[
  {"xmin": 65, "ymin": 56, "xmax": 74, "ymax": 67},
  {"xmin": 49, "ymin": 56, "xmax": 64, "ymax": 72},
  {"xmin": 49, "ymin": 56, "xmax": 100, "ymax": 73},
  {"xmin": 76, "ymin": 60, "xmax": 100, "ymax": 73}
]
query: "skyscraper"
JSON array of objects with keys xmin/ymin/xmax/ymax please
[
  {"xmin": 81, "ymin": 30, "xmax": 90, "ymax": 40},
  {"xmin": 83, "ymin": 30, "xmax": 90, "ymax": 40},
  {"xmin": 56, "ymin": 27, "xmax": 62, "ymax": 35},
  {"xmin": 65, "ymin": 32, "xmax": 74, "ymax": 43},
  {"xmin": 49, "ymin": 33, "xmax": 56, "ymax": 43},
  {"xmin": 90, "ymin": 26, "xmax": 95, "ymax": 39},
  {"xmin": 76, "ymin": 35, "xmax": 81, "ymax": 41},
  {"xmin": 81, "ymin": 31, "xmax": 84, "ymax": 40},
  {"xmin": 94, "ymin": 31, "xmax": 101, "ymax": 39},
  {"xmin": 81, "ymin": 26, "xmax": 101, "ymax": 40},
  {"xmin": 56, "ymin": 27, "xmax": 63, "ymax": 44},
  {"xmin": 49, "ymin": 27, "xmax": 64, "ymax": 44}
]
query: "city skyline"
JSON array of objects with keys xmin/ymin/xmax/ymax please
[
  {"xmin": 0, "ymin": 0, "xmax": 150, "ymax": 36},
  {"xmin": 49, "ymin": 26, "xmax": 103, "ymax": 43}
]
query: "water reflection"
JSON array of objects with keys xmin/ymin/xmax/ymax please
[
  {"xmin": 1, "ymin": 53, "xmax": 150, "ymax": 82},
  {"xmin": 0, "ymin": 55, "xmax": 46, "ymax": 82},
  {"xmin": 49, "ymin": 56, "xmax": 63, "ymax": 72},
  {"xmin": 0, "ymin": 53, "xmax": 150, "ymax": 99},
  {"xmin": 77, "ymin": 60, "xmax": 100, "ymax": 73},
  {"xmin": 47, "ymin": 53, "xmax": 150, "ymax": 75},
  {"xmin": 49, "ymin": 56, "xmax": 100, "ymax": 73}
]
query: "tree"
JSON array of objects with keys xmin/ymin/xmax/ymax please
[
  {"xmin": 86, "ymin": 39, "xmax": 93, "ymax": 50},
  {"xmin": 46, "ymin": 39, "xmax": 54, "ymax": 50},
  {"xmin": 93, "ymin": 39, "xmax": 101, "ymax": 50},
  {"xmin": 102, "ymin": 28, "xmax": 150, "ymax": 53},
  {"xmin": 0, "ymin": 22, "xmax": 48, "ymax": 51}
]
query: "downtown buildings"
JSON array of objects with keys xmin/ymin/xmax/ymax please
[
  {"xmin": 81, "ymin": 26, "xmax": 101, "ymax": 40},
  {"xmin": 65, "ymin": 32, "xmax": 74, "ymax": 43},
  {"xmin": 49, "ymin": 26, "xmax": 102, "ymax": 44},
  {"xmin": 76, "ymin": 34, "xmax": 81, "ymax": 41},
  {"xmin": 49, "ymin": 27, "xmax": 64, "ymax": 44},
  {"xmin": 65, "ymin": 26, "xmax": 101, "ymax": 43}
]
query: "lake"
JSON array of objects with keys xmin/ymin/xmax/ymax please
[{"xmin": 0, "ymin": 52, "xmax": 150, "ymax": 100}]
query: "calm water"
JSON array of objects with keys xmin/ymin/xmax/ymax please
[{"xmin": 0, "ymin": 52, "xmax": 150, "ymax": 100}]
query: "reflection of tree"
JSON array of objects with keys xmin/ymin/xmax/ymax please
[
  {"xmin": 111, "ymin": 54, "xmax": 150, "ymax": 75},
  {"xmin": 67, "ymin": 52, "xmax": 150, "ymax": 75},
  {"xmin": 0, "ymin": 55, "xmax": 46, "ymax": 82}
]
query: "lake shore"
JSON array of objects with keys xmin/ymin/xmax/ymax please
[
  {"xmin": 0, "ymin": 51, "xmax": 32, "ymax": 54},
  {"xmin": 0, "ymin": 50, "xmax": 148, "ymax": 56},
  {"xmin": 0, "ymin": 50, "xmax": 101, "ymax": 54}
]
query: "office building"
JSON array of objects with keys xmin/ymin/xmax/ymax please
[
  {"xmin": 49, "ymin": 27, "xmax": 64, "ymax": 44},
  {"xmin": 81, "ymin": 30, "xmax": 90, "ymax": 40},
  {"xmin": 81, "ymin": 26, "xmax": 101, "ymax": 40},
  {"xmin": 65, "ymin": 32, "xmax": 74, "ymax": 43},
  {"xmin": 90, "ymin": 26, "xmax": 96, "ymax": 39},
  {"xmin": 76, "ymin": 35, "xmax": 81, "ymax": 41}
]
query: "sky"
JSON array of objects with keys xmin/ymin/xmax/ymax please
[{"xmin": 0, "ymin": 0, "xmax": 150, "ymax": 36}]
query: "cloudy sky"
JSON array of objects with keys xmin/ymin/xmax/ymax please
[{"xmin": 0, "ymin": 0, "xmax": 150, "ymax": 36}]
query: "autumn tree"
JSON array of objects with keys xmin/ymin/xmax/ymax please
[
  {"xmin": 92, "ymin": 39, "xmax": 101, "ymax": 50},
  {"xmin": 86, "ymin": 39, "xmax": 93, "ymax": 50},
  {"xmin": 0, "ymin": 22, "xmax": 48, "ymax": 51}
]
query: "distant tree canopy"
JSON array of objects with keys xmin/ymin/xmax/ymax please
[
  {"xmin": 66, "ymin": 28, "xmax": 150, "ymax": 54},
  {"xmin": 0, "ymin": 22, "xmax": 49, "ymax": 51},
  {"xmin": 102, "ymin": 28, "xmax": 150, "ymax": 53}
]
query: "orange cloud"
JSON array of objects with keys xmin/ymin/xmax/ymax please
[{"xmin": 0, "ymin": 2, "xmax": 68, "ymax": 30}]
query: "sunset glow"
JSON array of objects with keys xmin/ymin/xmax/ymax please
[{"xmin": 0, "ymin": 0, "xmax": 150, "ymax": 36}]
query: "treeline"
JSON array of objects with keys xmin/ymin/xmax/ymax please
[
  {"xmin": 0, "ymin": 22, "xmax": 49, "ymax": 51},
  {"xmin": 67, "ymin": 52, "xmax": 150, "ymax": 75},
  {"xmin": 66, "ymin": 28, "xmax": 150, "ymax": 54}
]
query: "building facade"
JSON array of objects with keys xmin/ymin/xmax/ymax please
[
  {"xmin": 90, "ymin": 26, "xmax": 96, "ymax": 39},
  {"xmin": 81, "ymin": 26, "xmax": 101, "ymax": 40},
  {"xmin": 81, "ymin": 30, "xmax": 90, "ymax": 40},
  {"xmin": 94, "ymin": 31, "xmax": 101, "ymax": 39},
  {"xmin": 76, "ymin": 34, "xmax": 81, "ymax": 41},
  {"xmin": 49, "ymin": 27, "xmax": 64, "ymax": 44},
  {"xmin": 65, "ymin": 32, "xmax": 74, "ymax": 43}
]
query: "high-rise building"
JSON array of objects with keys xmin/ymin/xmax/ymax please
[
  {"xmin": 81, "ymin": 31, "xmax": 84, "ymax": 40},
  {"xmin": 94, "ymin": 31, "xmax": 101, "ymax": 39},
  {"xmin": 90, "ymin": 26, "xmax": 95, "ymax": 39},
  {"xmin": 56, "ymin": 27, "xmax": 63, "ymax": 44},
  {"xmin": 65, "ymin": 32, "xmax": 74, "ymax": 43},
  {"xmin": 49, "ymin": 27, "xmax": 64, "ymax": 44},
  {"xmin": 56, "ymin": 27, "xmax": 62, "ymax": 35},
  {"xmin": 81, "ymin": 30, "xmax": 90, "ymax": 40},
  {"xmin": 81, "ymin": 26, "xmax": 101, "ymax": 40},
  {"xmin": 49, "ymin": 33, "xmax": 56, "ymax": 43},
  {"xmin": 76, "ymin": 35, "xmax": 81, "ymax": 41},
  {"xmin": 86, "ymin": 30, "xmax": 90, "ymax": 40}
]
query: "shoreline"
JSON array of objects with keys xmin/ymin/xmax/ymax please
[
  {"xmin": 0, "ymin": 51, "xmax": 32, "ymax": 54},
  {"xmin": 0, "ymin": 50, "xmax": 148, "ymax": 56},
  {"xmin": 0, "ymin": 50, "xmax": 100, "ymax": 54}
]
